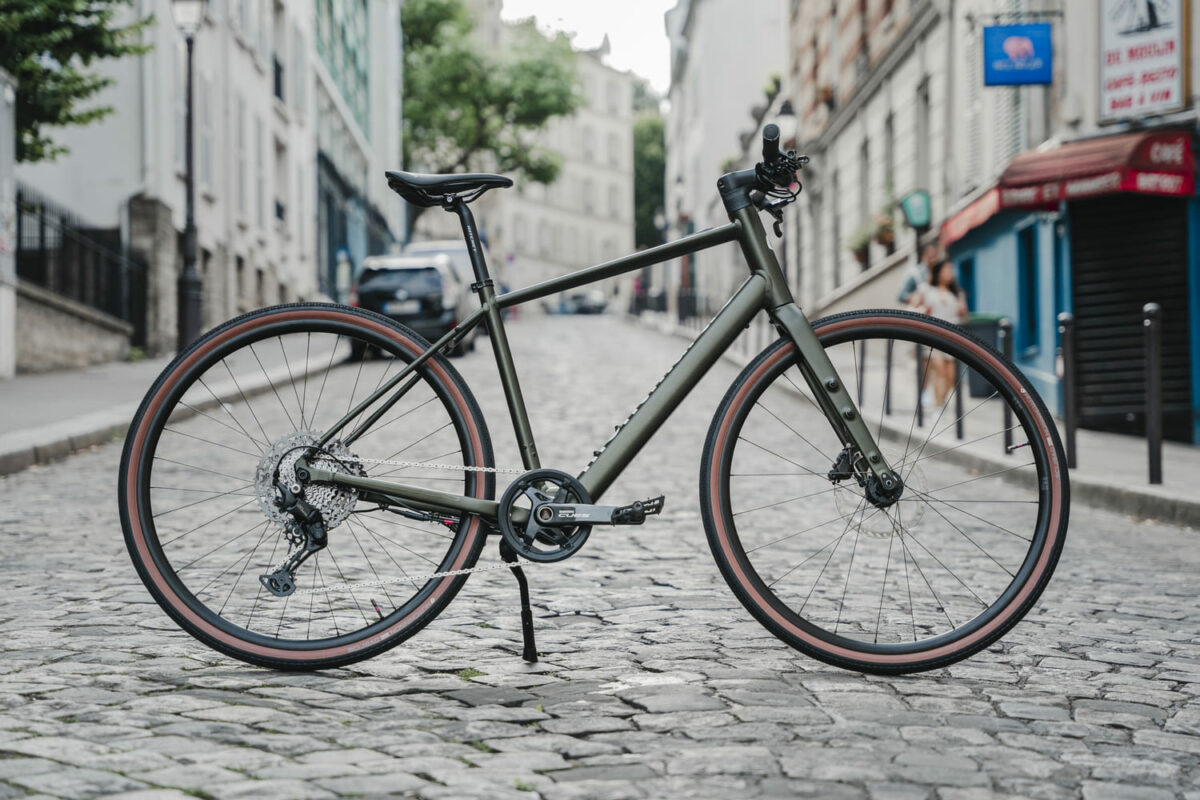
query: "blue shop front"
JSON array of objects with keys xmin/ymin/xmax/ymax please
[{"xmin": 942, "ymin": 128, "xmax": 1200, "ymax": 443}]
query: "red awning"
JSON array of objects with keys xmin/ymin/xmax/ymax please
[{"xmin": 942, "ymin": 129, "xmax": 1195, "ymax": 247}]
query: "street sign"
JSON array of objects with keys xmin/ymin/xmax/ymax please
[
  {"xmin": 983, "ymin": 23, "xmax": 1054, "ymax": 86},
  {"xmin": 1099, "ymin": 0, "xmax": 1188, "ymax": 121}
]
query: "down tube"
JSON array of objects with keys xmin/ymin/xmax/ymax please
[{"xmin": 578, "ymin": 275, "xmax": 768, "ymax": 500}]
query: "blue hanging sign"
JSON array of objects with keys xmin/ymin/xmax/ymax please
[{"xmin": 983, "ymin": 23, "xmax": 1053, "ymax": 86}]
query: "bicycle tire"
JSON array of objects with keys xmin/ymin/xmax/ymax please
[
  {"xmin": 700, "ymin": 309, "xmax": 1069, "ymax": 674},
  {"xmin": 118, "ymin": 303, "xmax": 494, "ymax": 670}
]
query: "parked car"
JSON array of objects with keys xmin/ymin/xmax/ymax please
[
  {"xmin": 349, "ymin": 254, "xmax": 475, "ymax": 357},
  {"xmin": 402, "ymin": 239, "xmax": 488, "ymax": 286}
]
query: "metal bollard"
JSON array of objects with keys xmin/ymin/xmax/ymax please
[
  {"xmin": 1144, "ymin": 303, "xmax": 1163, "ymax": 485},
  {"xmin": 915, "ymin": 342, "xmax": 924, "ymax": 428},
  {"xmin": 1057, "ymin": 312, "xmax": 1077, "ymax": 469},
  {"xmin": 884, "ymin": 338, "xmax": 893, "ymax": 416},
  {"xmin": 998, "ymin": 318, "xmax": 1013, "ymax": 456},
  {"xmin": 955, "ymin": 359, "xmax": 965, "ymax": 440}
]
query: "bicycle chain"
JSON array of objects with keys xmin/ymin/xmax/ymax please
[{"xmin": 276, "ymin": 457, "xmax": 537, "ymax": 597}]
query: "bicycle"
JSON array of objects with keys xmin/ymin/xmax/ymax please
[{"xmin": 118, "ymin": 125, "xmax": 1069, "ymax": 675}]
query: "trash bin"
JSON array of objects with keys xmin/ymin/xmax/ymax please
[{"xmin": 965, "ymin": 312, "xmax": 1004, "ymax": 398}]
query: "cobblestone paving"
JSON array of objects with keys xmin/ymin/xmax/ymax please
[{"xmin": 3, "ymin": 314, "xmax": 1200, "ymax": 799}]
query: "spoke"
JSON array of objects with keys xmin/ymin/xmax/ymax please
[
  {"xmin": 903, "ymin": 359, "xmax": 966, "ymax": 483},
  {"xmin": 362, "ymin": 526, "xmax": 442, "ymax": 566},
  {"xmin": 278, "ymin": 336, "xmax": 307, "ymax": 430},
  {"xmin": 151, "ymin": 484, "xmax": 257, "ymax": 496},
  {"xmin": 173, "ymin": 510, "xmax": 268, "ymax": 570},
  {"xmin": 344, "ymin": 348, "xmax": 367, "ymax": 419},
  {"xmin": 796, "ymin": 500, "xmax": 869, "ymax": 611},
  {"xmin": 901, "ymin": 526, "xmax": 990, "ymax": 607},
  {"xmin": 916, "ymin": 391, "xmax": 1001, "ymax": 453},
  {"xmin": 154, "ymin": 457, "xmax": 247, "ymax": 484},
  {"xmin": 179, "ymin": 401, "xmax": 271, "ymax": 450},
  {"xmin": 357, "ymin": 393, "xmax": 438, "ymax": 440},
  {"xmin": 249, "ymin": 342, "xmax": 298, "ymax": 430},
  {"xmin": 907, "ymin": 489, "xmax": 1033, "ymax": 543},
  {"xmin": 213, "ymin": 522, "xmax": 272, "ymax": 612},
  {"xmin": 196, "ymin": 520, "xmax": 270, "ymax": 600},
  {"xmin": 782, "ymin": 370, "xmax": 825, "ymax": 415},
  {"xmin": 154, "ymin": 483, "xmax": 256, "ymax": 517},
  {"xmin": 217, "ymin": 361, "xmax": 272, "ymax": 447},
  {"xmin": 325, "ymin": 546, "xmax": 370, "ymax": 627},
  {"xmin": 314, "ymin": 554, "xmax": 339, "ymax": 637},
  {"xmin": 746, "ymin": 505, "xmax": 876, "ymax": 554},
  {"xmin": 163, "ymin": 427, "xmax": 260, "ymax": 458},
  {"xmin": 898, "ymin": 497, "xmax": 1037, "ymax": 504},
  {"xmin": 873, "ymin": 527, "xmax": 896, "ymax": 643},
  {"xmin": 737, "ymin": 436, "xmax": 829, "ymax": 480},
  {"xmin": 899, "ymin": 344, "xmax": 936, "ymax": 467},
  {"xmin": 895, "ymin": 506, "xmax": 916, "ymax": 641},
  {"xmin": 911, "ymin": 493, "xmax": 1017, "ymax": 577},
  {"xmin": 196, "ymin": 376, "xmax": 267, "ymax": 453},
  {"xmin": 731, "ymin": 472, "xmax": 816, "ymax": 477},
  {"xmin": 300, "ymin": 333, "xmax": 312, "ymax": 429},
  {"xmin": 926, "ymin": 462, "xmax": 1036, "ymax": 494},
  {"xmin": 757, "ymin": 403, "xmax": 832, "ymax": 464},
  {"xmin": 274, "ymin": 591, "xmax": 292, "ymax": 639},
  {"xmin": 351, "ymin": 511, "xmax": 454, "ymax": 540},
  {"xmin": 378, "ymin": 422, "xmax": 454, "ymax": 464},
  {"xmin": 373, "ymin": 448, "xmax": 465, "ymax": 479},
  {"xmin": 346, "ymin": 517, "xmax": 399, "ymax": 610},
  {"xmin": 247, "ymin": 530, "xmax": 283, "ymax": 629},
  {"xmin": 834, "ymin": 513, "xmax": 864, "ymax": 634},
  {"xmin": 309, "ymin": 334, "xmax": 341, "ymax": 425},
  {"xmin": 359, "ymin": 519, "xmax": 423, "ymax": 589},
  {"xmin": 895, "ymin": 424, "xmax": 1021, "ymax": 469},
  {"xmin": 896, "ymin": 528, "xmax": 957, "ymax": 632},
  {"xmin": 733, "ymin": 484, "xmax": 843, "ymax": 516},
  {"xmin": 161, "ymin": 497, "xmax": 259, "ymax": 547}
]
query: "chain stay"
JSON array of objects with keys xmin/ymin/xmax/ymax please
[{"xmin": 279, "ymin": 456, "xmax": 531, "ymax": 596}]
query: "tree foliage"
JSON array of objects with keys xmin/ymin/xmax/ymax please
[
  {"xmin": 401, "ymin": 0, "xmax": 580, "ymax": 190},
  {"xmin": 0, "ymin": 0, "xmax": 151, "ymax": 163},
  {"xmin": 633, "ymin": 113, "xmax": 665, "ymax": 250}
]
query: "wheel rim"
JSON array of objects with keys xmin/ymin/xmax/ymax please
[
  {"xmin": 125, "ymin": 308, "xmax": 489, "ymax": 658},
  {"xmin": 710, "ymin": 316, "xmax": 1064, "ymax": 663}
]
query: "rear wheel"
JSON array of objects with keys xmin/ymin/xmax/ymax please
[
  {"xmin": 701, "ymin": 310, "xmax": 1069, "ymax": 674},
  {"xmin": 119, "ymin": 303, "xmax": 494, "ymax": 669}
]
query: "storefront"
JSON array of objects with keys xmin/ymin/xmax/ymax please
[{"xmin": 942, "ymin": 128, "xmax": 1199, "ymax": 443}]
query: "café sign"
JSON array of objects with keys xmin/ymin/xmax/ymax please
[{"xmin": 1100, "ymin": 0, "xmax": 1188, "ymax": 121}]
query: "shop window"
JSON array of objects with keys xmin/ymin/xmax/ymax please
[{"xmin": 1017, "ymin": 226, "xmax": 1039, "ymax": 354}]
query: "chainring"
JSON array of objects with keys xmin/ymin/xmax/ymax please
[
  {"xmin": 498, "ymin": 469, "xmax": 593, "ymax": 562},
  {"xmin": 254, "ymin": 431, "xmax": 363, "ymax": 530}
]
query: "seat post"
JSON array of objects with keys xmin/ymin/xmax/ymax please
[{"xmin": 450, "ymin": 199, "xmax": 492, "ymax": 287}]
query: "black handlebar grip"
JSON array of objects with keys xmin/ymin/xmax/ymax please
[{"xmin": 762, "ymin": 124, "xmax": 781, "ymax": 162}]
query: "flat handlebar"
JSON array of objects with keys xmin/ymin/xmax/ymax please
[{"xmin": 762, "ymin": 124, "xmax": 781, "ymax": 162}]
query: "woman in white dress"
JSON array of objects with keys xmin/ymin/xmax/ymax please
[{"xmin": 908, "ymin": 260, "xmax": 968, "ymax": 406}]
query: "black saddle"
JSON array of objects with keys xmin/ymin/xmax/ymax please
[{"xmin": 385, "ymin": 170, "xmax": 513, "ymax": 207}]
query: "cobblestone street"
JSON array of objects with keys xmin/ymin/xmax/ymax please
[{"xmin": 3, "ymin": 314, "xmax": 1200, "ymax": 799}]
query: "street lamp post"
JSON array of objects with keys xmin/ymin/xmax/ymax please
[{"xmin": 172, "ymin": 0, "xmax": 207, "ymax": 349}]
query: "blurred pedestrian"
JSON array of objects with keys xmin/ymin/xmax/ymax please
[
  {"xmin": 898, "ymin": 241, "xmax": 940, "ymax": 305},
  {"xmin": 909, "ymin": 259, "xmax": 967, "ymax": 405}
]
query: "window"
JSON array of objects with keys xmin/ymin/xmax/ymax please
[
  {"xmin": 607, "ymin": 132, "xmax": 620, "ymax": 167},
  {"xmin": 958, "ymin": 258, "xmax": 976, "ymax": 311},
  {"xmin": 1017, "ymin": 226, "xmax": 1039, "ymax": 353},
  {"xmin": 608, "ymin": 184, "xmax": 620, "ymax": 219},
  {"xmin": 292, "ymin": 24, "xmax": 307, "ymax": 118},
  {"xmin": 582, "ymin": 126, "xmax": 596, "ymax": 162},
  {"xmin": 255, "ymin": 115, "xmax": 265, "ymax": 229},
  {"xmin": 235, "ymin": 95, "xmax": 247, "ymax": 214},
  {"xmin": 199, "ymin": 72, "xmax": 214, "ymax": 191},
  {"xmin": 583, "ymin": 179, "xmax": 595, "ymax": 214},
  {"xmin": 916, "ymin": 78, "xmax": 930, "ymax": 192}
]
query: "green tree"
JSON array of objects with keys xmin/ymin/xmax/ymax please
[
  {"xmin": 401, "ymin": 0, "xmax": 580, "ymax": 221},
  {"xmin": 633, "ymin": 113, "xmax": 665, "ymax": 250},
  {"xmin": 0, "ymin": 0, "xmax": 151, "ymax": 163}
]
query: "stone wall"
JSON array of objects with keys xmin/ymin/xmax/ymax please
[{"xmin": 15, "ymin": 280, "xmax": 132, "ymax": 373}]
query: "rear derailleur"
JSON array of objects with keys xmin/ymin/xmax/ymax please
[{"xmin": 259, "ymin": 481, "xmax": 328, "ymax": 598}]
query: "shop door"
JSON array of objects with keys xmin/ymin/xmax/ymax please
[{"xmin": 1070, "ymin": 195, "xmax": 1193, "ymax": 442}]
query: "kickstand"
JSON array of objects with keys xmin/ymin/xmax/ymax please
[{"xmin": 499, "ymin": 540, "xmax": 538, "ymax": 663}]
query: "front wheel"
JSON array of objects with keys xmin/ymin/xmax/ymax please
[
  {"xmin": 118, "ymin": 303, "xmax": 494, "ymax": 669},
  {"xmin": 701, "ymin": 310, "xmax": 1069, "ymax": 674}
]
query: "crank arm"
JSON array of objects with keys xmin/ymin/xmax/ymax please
[{"xmin": 535, "ymin": 496, "xmax": 665, "ymax": 527}]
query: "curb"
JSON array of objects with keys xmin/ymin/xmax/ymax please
[
  {"xmin": 635, "ymin": 313, "xmax": 1200, "ymax": 529},
  {"xmin": 0, "ymin": 354, "xmax": 342, "ymax": 478}
]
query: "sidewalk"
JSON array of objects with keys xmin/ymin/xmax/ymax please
[
  {"xmin": 0, "ymin": 336, "xmax": 339, "ymax": 476},
  {"xmin": 639, "ymin": 311, "xmax": 1200, "ymax": 529}
]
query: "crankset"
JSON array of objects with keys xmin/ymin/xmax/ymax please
[{"xmin": 498, "ymin": 469, "xmax": 593, "ymax": 562}]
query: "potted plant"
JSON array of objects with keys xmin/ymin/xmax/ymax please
[
  {"xmin": 873, "ymin": 213, "xmax": 895, "ymax": 246},
  {"xmin": 847, "ymin": 221, "xmax": 874, "ymax": 265}
]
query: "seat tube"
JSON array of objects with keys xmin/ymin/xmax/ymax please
[{"xmin": 478, "ymin": 283, "xmax": 541, "ymax": 470}]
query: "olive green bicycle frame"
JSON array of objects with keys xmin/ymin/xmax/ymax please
[{"xmin": 302, "ymin": 205, "xmax": 901, "ymax": 521}]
